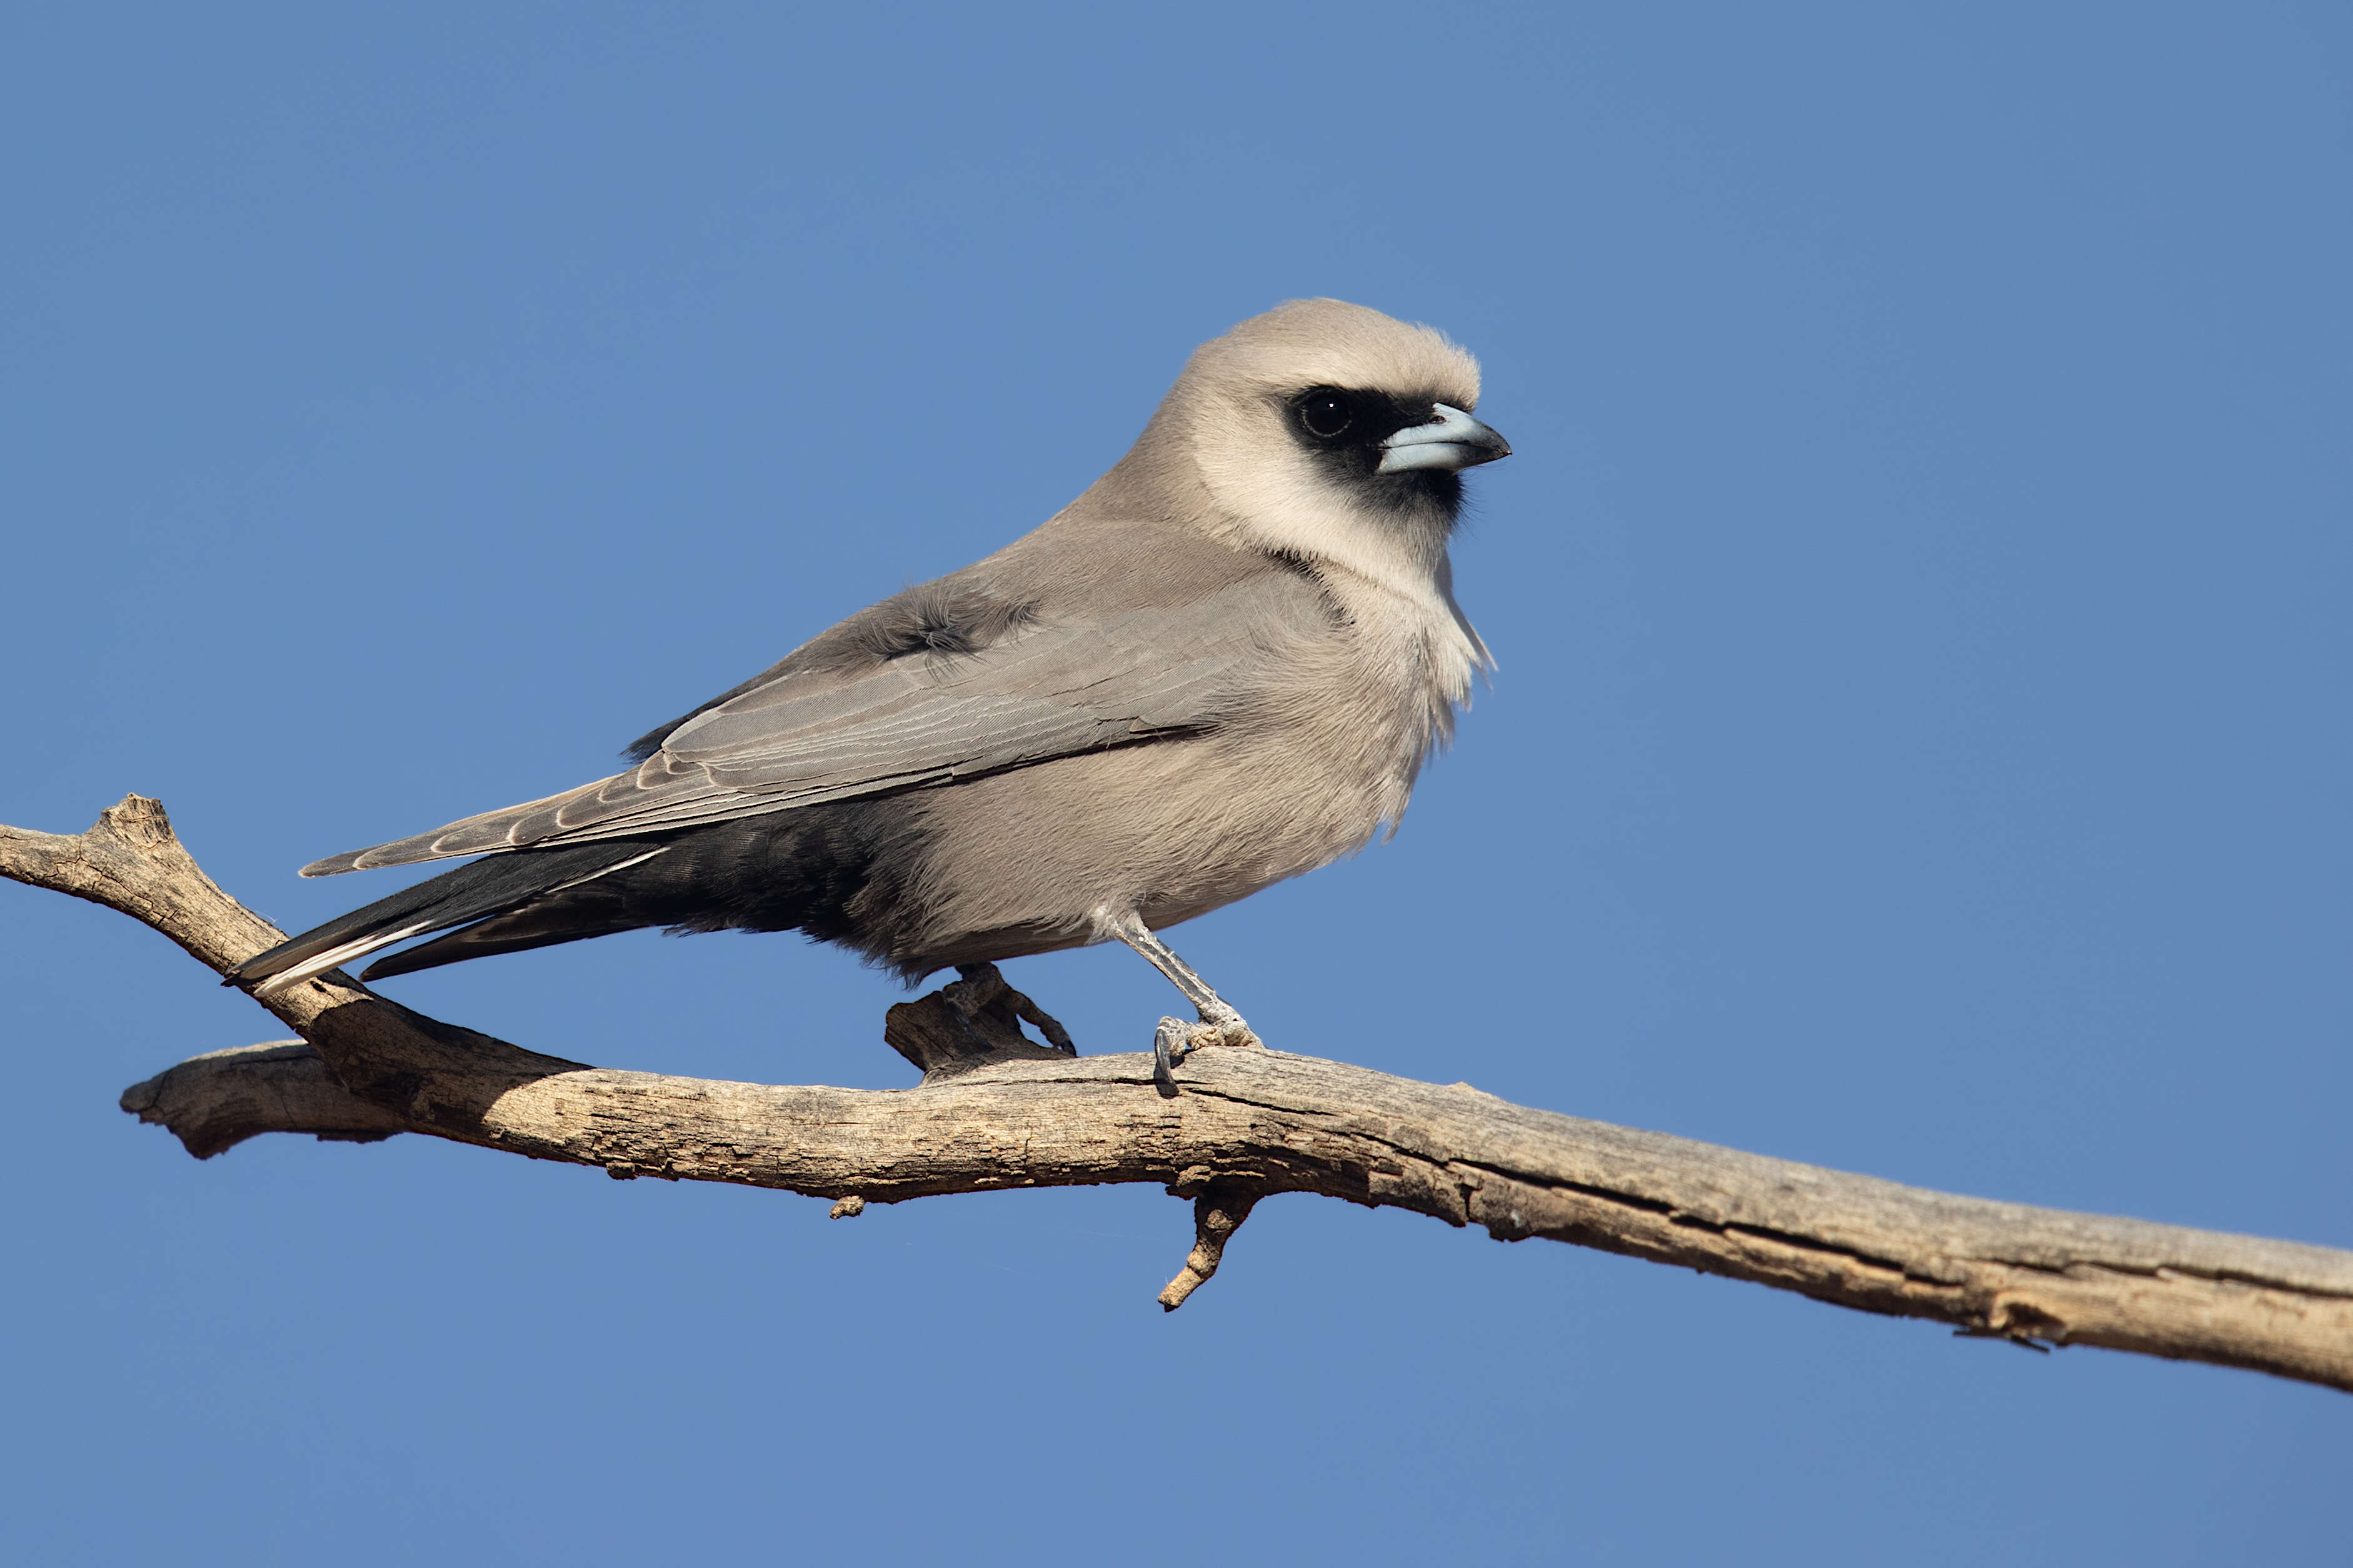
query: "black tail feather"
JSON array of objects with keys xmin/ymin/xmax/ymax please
[
  {"xmin": 233, "ymin": 798, "xmax": 925, "ymax": 989},
  {"xmin": 228, "ymin": 842, "xmax": 663, "ymax": 987},
  {"xmin": 358, "ymin": 881, "xmax": 659, "ymax": 979}
]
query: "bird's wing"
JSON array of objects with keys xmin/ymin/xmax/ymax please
[{"xmin": 304, "ymin": 576, "xmax": 1307, "ymax": 875}]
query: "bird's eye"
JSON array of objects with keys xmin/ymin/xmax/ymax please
[{"xmin": 1298, "ymin": 390, "xmax": 1355, "ymax": 440}]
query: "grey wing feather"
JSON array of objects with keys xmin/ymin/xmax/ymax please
[{"xmin": 303, "ymin": 579, "xmax": 1293, "ymax": 877}]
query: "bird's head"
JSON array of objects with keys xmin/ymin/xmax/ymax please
[{"xmin": 1163, "ymin": 298, "xmax": 1508, "ymax": 589}]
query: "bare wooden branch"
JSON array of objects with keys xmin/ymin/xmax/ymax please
[
  {"xmin": 121, "ymin": 1041, "xmax": 407, "ymax": 1159},
  {"xmin": 11, "ymin": 796, "xmax": 2353, "ymax": 1393}
]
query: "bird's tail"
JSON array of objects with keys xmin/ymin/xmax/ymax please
[{"xmin": 229, "ymin": 841, "xmax": 669, "ymax": 995}]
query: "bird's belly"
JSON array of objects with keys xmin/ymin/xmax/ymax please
[{"xmin": 891, "ymin": 709, "xmax": 1424, "ymax": 966}]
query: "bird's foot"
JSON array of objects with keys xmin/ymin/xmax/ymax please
[
  {"xmin": 1194, "ymin": 995, "xmax": 1258, "ymax": 1051},
  {"xmin": 1152, "ymin": 1018, "xmax": 1197, "ymax": 1097},
  {"xmin": 884, "ymin": 962, "xmax": 1080, "ymax": 1082},
  {"xmin": 1003, "ymin": 985, "xmax": 1078, "ymax": 1055},
  {"xmin": 1151, "ymin": 1003, "xmax": 1260, "ymax": 1096}
]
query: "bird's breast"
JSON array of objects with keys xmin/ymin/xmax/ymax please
[{"xmin": 883, "ymin": 576, "xmax": 1478, "ymax": 956}]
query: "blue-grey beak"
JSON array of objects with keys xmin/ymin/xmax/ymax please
[{"xmin": 1377, "ymin": 403, "xmax": 1512, "ymax": 474}]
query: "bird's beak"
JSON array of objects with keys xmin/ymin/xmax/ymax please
[{"xmin": 1377, "ymin": 403, "xmax": 1512, "ymax": 474}]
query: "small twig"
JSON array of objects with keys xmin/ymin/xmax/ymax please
[
  {"xmin": 120, "ymin": 1041, "xmax": 407, "ymax": 1159},
  {"xmin": 1159, "ymin": 1181, "xmax": 1261, "ymax": 1311}
]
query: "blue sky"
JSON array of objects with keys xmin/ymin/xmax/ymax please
[{"xmin": 4, "ymin": 4, "xmax": 2348, "ymax": 1562}]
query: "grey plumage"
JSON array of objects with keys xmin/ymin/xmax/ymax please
[{"xmin": 231, "ymin": 298, "xmax": 1511, "ymax": 1047}]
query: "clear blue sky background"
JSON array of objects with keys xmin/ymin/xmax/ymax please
[{"xmin": 4, "ymin": 4, "xmax": 2347, "ymax": 1562}]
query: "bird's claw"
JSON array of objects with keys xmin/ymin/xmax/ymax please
[
  {"xmin": 1152, "ymin": 1009, "xmax": 1258, "ymax": 1095},
  {"xmin": 1153, "ymin": 1017, "xmax": 1197, "ymax": 1097}
]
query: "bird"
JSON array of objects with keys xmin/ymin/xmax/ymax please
[{"xmin": 229, "ymin": 299, "xmax": 1511, "ymax": 1084}]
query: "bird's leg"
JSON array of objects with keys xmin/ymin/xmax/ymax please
[
  {"xmin": 1098, "ymin": 909, "xmax": 1255, "ymax": 1041},
  {"xmin": 1095, "ymin": 909, "xmax": 1258, "ymax": 1093}
]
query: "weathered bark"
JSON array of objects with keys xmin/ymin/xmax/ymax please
[{"xmin": 11, "ymin": 796, "xmax": 2353, "ymax": 1394}]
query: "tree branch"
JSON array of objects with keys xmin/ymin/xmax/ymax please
[{"xmin": 11, "ymin": 796, "xmax": 2352, "ymax": 1393}]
